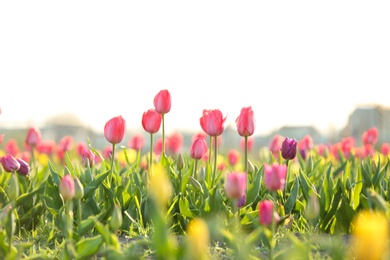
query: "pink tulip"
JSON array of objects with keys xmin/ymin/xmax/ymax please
[
  {"xmin": 82, "ymin": 149, "xmax": 96, "ymax": 168},
  {"xmin": 153, "ymin": 89, "xmax": 171, "ymax": 114},
  {"xmin": 258, "ymin": 200, "xmax": 280, "ymax": 226},
  {"xmin": 25, "ymin": 127, "xmax": 42, "ymax": 147},
  {"xmin": 37, "ymin": 140, "xmax": 56, "ymax": 155},
  {"xmin": 0, "ymin": 154, "xmax": 20, "ymax": 172},
  {"xmin": 227, "ymin": 149, "xmax": 240, "ymax": 166},
  {"xmin": 60, "ymin": 174, "xmax": 75, "ymax": 201},
  {"xmin": 154, "ymin": 138, "xmax": 163, "ymax": 156},
  {"xmin": 190, "ymin": 137, "xmax": 208, "ymax": 160},
  {"xmin": 5, "ymin": 139, "xmax": 20, "ymax": 157},
  {"xmin": 166, "ymin": 132, "xmax": 183, "ymax": 155},
  {"xmin": 381, "ymin": 143, "xmax": 390, "ymax": 156},
  {"xmin": 362, "ymin": 127, "xmax": 378, "ymax": 145},
  {"xmin": 269, "ymin": 134, "xmax": 284, "ymax": 158},
  {"xmin": 16, "ymin": 158, "xmax": 30, "ymax": 176},
  {"xmin": 200, "ymin": 109, "xmax": 226, "ymax": 137},
  {"xmin": 264, "ymin": 163, "xmax": 287, "ymax": 191},
  {"xmin": 104, "ymin": 116, "xmax": 126, "ymax": 144},
  {"xmin": 224, "ymin": 172, "xmax": 247, "ymax": 199},
  {"xmin": 142, "ymin": 109, "xmax": 162, "ymax": 134},
  {"xmin": 235, "ymin": 106, "xmax": 255, "ymax": 137},
  {"xmin": 128, "ymin": 133, "xmax": 145, "ymax": 151}
]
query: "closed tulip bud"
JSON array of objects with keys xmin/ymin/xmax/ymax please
[
  {"xmin": 235, "ymin": 106, "xmax": 255, "ymax": 137},
  {"xmin": 16, "ymin": 158, "xmax": 30, "ymax": 176},
  {"xmin": 60, "ymin": 174, "xmax": 75, "ymax": 201},
  {"xmin": 7, "ymin": 173, "xmax": 19, "ymax": 202},
  {"xmin": 25, "ymin": 127, "xmax": 42, "ymax": 147},
  {"xmin": 104, "ymin": 116, "xmax": 126, "ymax": 144},
  {"xmin": 1, "ymin": 154, "xmax": 20, "ymax": 173},
  {"xmin": 82, "ymin": 149, "xmax": 95, "ymax": 168},
  {"xmin": 227, "ymin": 149, "xmax": 240, "ymax": 166},
  {"xmin": 189, "ymin": 176, "xmax": 203, "ymax": 193},
  {"xmin": 109, "ymin": 204, "xmax": 123, "ymax": 232},
  {"xmin": 199, "ymin": 109, "xmax": 226, "ymax": 137},
  {"xmin": 258, "ymin": 200, "xmax": 280, "ymax": 226},
  {"xmin": 281, "ymin": 137, "xmax": 297, "ymax": 160},
  {"xmin": 305, "ymin": 155, "xmax": 313, "ymax": 173},
  {"xmin": 198, "ymin": 167, "xmax": 205, "ymax": 183},
  {"xmin": 153, "ymin": 89, "xmax": 171, "ymax": 114},
  {"xmin": 224, "ymin": 172, "xmax": 247, "ymax": 199},
  {"xmin": 73, "ymin": 176, "xmax": 84, "ymax": 200},
  {"xmin": 190, "ymin": 137, "xmax": 208, "ymax": 160},
  {"xmin": 142, "ymin": 109, "xmax": 162, "ymax": 134},
  {"xmin": 247, "ymin": 160, "xmax": 255, "ymax": 175},
  {"xmin": 264, "ymin": 163, "xmax": 287, "ymax": 191},
  {"xmin": 176, "ymin": 153, "xmax": 184, "ymax": 170}
]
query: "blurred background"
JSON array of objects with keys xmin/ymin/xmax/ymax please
[{"xmin": 1, "ymin": 1, "xmax": 389, "ymax": 151}]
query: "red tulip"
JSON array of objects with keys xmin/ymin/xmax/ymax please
[
  {"xmin": 264, "ymin": 163, "xmax": 287, "ymax": 191},
  {"xmin": 142, "ymin": 109, "xmax": 161, "ymax": 134},
  {"xmin": 258, "ymin": 200, "xmax": 280, "ymax": 226},
  {"xmin": 235, "ymin": 106, "xmax": 255, "ymax": 137},
  {"xmin": 362, "ymin": 127, "xmax": 378, "ymax": 145},
  {"xmin": 104, "ymin": 116, "xmax": 126, "ymax": 144},
  {"xmin": 224, "ymin": 172, "xmax": 247, "ymax": 199},
  {"xmin": 200, "ymin": 109, "xmax": 226, "ymax": 137},
  {"xmin": 1, "ymin": 154, "xmax": 20, "ymax": 172},
  {"xmin": 153, "ymin": 89, "xmax": 171, "ymax": 114},
  {"xmin": 25, "ymin": 127, "xmax": 42, "ymax": 147},
  {"xmin": 190, "ymin": 137, "xmax": 208, "ymax": 160},
  {"xmin": 60, "ymin": 174, "xmax": 75, "ymax": 201}
]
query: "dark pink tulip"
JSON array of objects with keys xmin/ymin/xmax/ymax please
[
  {"xmin": 128, "ymin": 133, "xmax": 145, "ymax": 151},
  {"xmin": 82, "ymin": 149, "xmax": 96, "ymax": 168},
  {"xmin": 227, "ymin": 149, "xmax": 240, "ymax": 166},
  {"xmin": 153, "ymin": 138, "xmax": 163, "ymax": 156},
  {"xmin": 258, "ymin": 200, "xmax": 280, "ymax": 226},
  {"xmin": 104, "ymin": 116, "xmax": 126, "ymax": 144},
  {"xmin": 281, "ymin": 137, "xmax": 297, "ymax": 160},
  {"xmin": 1, "ymin": 154, "xmax": 20, "ymax": 172},
  {"xmin": 381, "ymin": 143, "xmax": 390, "ymax": 156},
  {"xmin": 264, "ymin": 163, "xmax": 287, "ymax": 191},
  {"xmin": 190, "ymin": 137, "xmax": 208, "ymax": 160},
  {"xmin": 362, "ymin": 127, "xmax": 378, "ymax": 145},
  {"xmin": 153, "ymin": 89, "xmax": 171, "ymax": 114},
  {"xmin": 60, "ymin": 174, "xmax": 75, "ymax": 201},
  {"xmin": 142, "ymin": 109, "xmax": 162, "ymax": 134},
  {"xmin": 16, "ymin": 158, "xmax": 30, "ymax": 176},
  {"xmin": 224, "ymin": 172, "xmax": 247, "ymax": 200},
  {"xmin": 235, "ymin": 106, "xmax": 255, "ymax": 137},
  {"xmin": 5, "ymin": 139, "xmax": 20, "ymax": 157},
  {"xmin": 25, "ymin": 127, "xmax": 42, "ymax": 147},
  {"xmin": 58, "ymin": 136, "xmax": 73, "ymax": 152},
  {"xmin": 37, "ymin": 140, "xmax": 56, "ymax": 155},
  {"xmin": 200, "ymin": 109, "xmax": 226, "ymax": 137},
  {"xmin": 269, "ymin": 134, "xmax": 284, "ymax": 158},
  {"xmin": 77, "ymin": 142, "xmax": 88, "ymax": 156}
]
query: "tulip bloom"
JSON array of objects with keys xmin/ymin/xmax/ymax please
[
  {"xmin": 142, "ymin": 109, "xmax": 162, "ymax": 134},
  {"xmin": 381, "ymin": 143, "xmax": 390, "ymax": 156},
  {"xmin": 166, "ymin": 132, "xmax": 183, "ymax": 155},
  {"xmin": 281, "ymin": 137, "xmax": 297, "ymax": 160},
  {"xmin": 25, "ymin": 127, "xmax": 42, "ymax": 147},
  {"xmin": 235, "ymin": 106, "xmax": 255, "ymax": 137},
  {"xmin": 269, "ymin": 134, "xmax": 284, "ymax": 158},
  {"xmin": 362, "ymin": 127, "xmax": 378, "ymax": 145},
  {"xmin": 82, "ymin": 149, "xmax": 96, "ymax": 168},
  {"xmin": 258, "ymin": 200, "xmax": 280, "ymax": 226},
  {"xmin": 128, "ymin": 133, "xmax": 145, "ymax": 151},
  {"xmin": 104, "ymin": 116, "xmax": 126, "ymax": 144},
  {"xmin": 224, "ymin": 172, "xmax": 247, "ymax": 200},
  {"xmin": 153, "ymin": 89, "xmax": 171, "ymax": 115},
  {"xmin": 1, "ymin": 154, "xmax": 21, "ymax": 172},
  {"xmin": 190, "ymin": 137, "xmax": 208, "ymax": 160},
  {"xmin": 200, "ymin": 109, "xmax": 226, "ymax": 137},
  {"xmin": 264, "ymin": 163, "xmax": 287, "ymax": 191},
  {"xmin": 16, "ymin": 158, "xmax": 30, "ymax": 176},
  {"xmin": 227, "ymin": 149, "xmax": 240, "ymax": 166},
  {"xmin": 5, "ymin": 139, "xmax": 20, "ymax": 157},
  {"xmin": 60, "ymin": 174, "xmax": 75, "ymax": 201}
]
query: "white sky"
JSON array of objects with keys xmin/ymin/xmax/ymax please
[{"xmin": 1, "ymin": 1, "xmax": 389, "ymax": 136}]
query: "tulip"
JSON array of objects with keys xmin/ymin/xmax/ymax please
[
  {"xmin": 224, "ymin": 172, "xmax": 247, "ymax": 200},
  {"xmin": 153, "ymin": 138, "xmax": 163, "ymax": 156},
  {"xmin": 258, "ymin": 200, "xmax": 280, "ymax": 226},
  {"xmin": 200, "ymin": 109, "xmax": 226, "ymax": 137},
  {"xmin": 264, "ymin": 163, "xmax": 287, "ymax": 191},
  {"xmin": 142, "ymin": 109, "xmax": 162, "ymax": 134},
  {"xmin": 60, "ymin": 174, "xmax": 75, "ymax": 201},
  {"xmin": 82, "ymin": 149, "xmax": 96, "ymax": 168},
  {"xmin": 269, "ymin": 134, "xmax": 284, "ymax": 158},
  {"xmin": 281, "ymin": 137, "xmax": 297, "ymax": 161},
  {"xmin": 236, "ymin": 193, "xmax": 246, "ymax": 208},
  {"xmin": 298, "ymin": 135, "xmax": 313, "ymax": 160},
  {"xmin": 1, "ymin": 154, "xmax": 20, "ymax": 172},
  {"xmin": 235, "ymin": 106, "xmax": 255, "ymax": 137},
  {"xmin": 5, "ymin": 139, "xmax": 20, "ymax": 157},
  {"xmin": 381, "ymin": 143, "xmax": 390, "ymax": 156},
  {"xmin": 16, "ymin": 158, "xmax": 30, "ymax": 176},
  {"xmin": 128, "ymin": 133, "xmax": 145, "ymax": 151},
  {"xmin": 362, "ymin": 126, "xmax": 378, "ymax": 145},
  {"xmin": 104, "ymin": 116, "xmax": 126, "ymax": 145},
  {"xmin": 190, "ymin": 137, "xmax": 208, "ymax": 160},
  {"xmin": 227, "ymin": 149, "xmax": 240, "ymax": 167},
  {"xmin": 25, "ymin": 127, "xmax": 42, "ymax": 147},
  {"xmin": 166, "ymin": 132, "xmax": 183, "ymax": 155},
  {"xmin": 153, "ymin": 89, "xmax": 171, "ymax": 155}
]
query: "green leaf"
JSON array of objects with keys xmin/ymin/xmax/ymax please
[
  {"xmin": 284, "ymin": 176, "xmax": 300, "ymax": 214},
  {"xmin": 48, "ymin": 161, "xmax": 60, "ymax": 187},
  {"xmin": 15, "ymin": 182, "xmax": 45, "ymax": 207},
  {"xmin": 179, "ymin": 197, "xmax": 194, "ymax": 218},
  {"xmin": 246, "ymin": 166, "xmax": 262, "ymax": 205},
  {"xmin": 320, "ymin": 188, "xmax": 342, "ymax": 233},
  {"xmin": 83, "ymin": 170, "xmax": 110, "ymax": 199},
  {"xmin": 75, "ymin": 235, "xmax": 103, "ymax": 259}
]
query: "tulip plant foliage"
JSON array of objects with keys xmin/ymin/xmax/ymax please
[{"xmin": 0, "ymin": 90, "xmax": 390, "ymax": 259}]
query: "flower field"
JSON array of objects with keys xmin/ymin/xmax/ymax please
[{"xmin": 1, "ymin": 90, "xmax": 390, "ymax": 260}]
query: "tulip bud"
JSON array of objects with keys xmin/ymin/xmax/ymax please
[
  {"xmin": 236, "ymin": 193, "xmax": 246, "ymax": 208},
  {"xmin": 264, "ymin": 163, "xmax": 287, "ymax": 191},
  {"xmin": 7, "ymin": 173, "xmax": 19, "ymax": 202},
  {"xmin": 247, "ymin": 160, "xmax": 254, "ymax": 175},
  {"xmin": 281, "ymin": 137, "xmax": 297, "ymax": 160},
  {"xmin": 153, "ymin": 89, "xmax": 171, "ymax": 114},
  {"xmin": 189, "ymin": 176, "xmax": 203, "ymax": 194},
  {"xmin": 60, "ymin": 174, "xmax": 75, "ymax": 201},
  {"xmin": 16, "ymin": 158, "xmax": 30, "ymax": 176},
  {"xmin": 224, "ymin": 172, "xmax": 247, "ymax": 199},
  {"xmin": 176, "ymin": 153, "xmax": 184, "ymax": 170},
  {"xmin": 25, "ymin": 127, "xmax": 42, "ymax": 147},
  {"xmin": 109, "ymin": 204, "xmax": 123, "ymax": 232},
  {"xmin": 1, "ymin": 154, "xmax": 20, "ymax": 173},
  {"xmin": 73, "ymin": 176, "xmax": 84, "ymax": 200},
  {"xmin": 305, "ymin": 155, "xmax": 313, "ymax": 173},
  {"xmin": 104, "ymin": 116, "xmax": 126, "ymax": 144},
  {"xmin": 198, "ymin": 167, "xmax": 205, "ymax": 183},
  {"xmin": 258, "ymin": 200, "xmax": 280, "ymax": 226}
]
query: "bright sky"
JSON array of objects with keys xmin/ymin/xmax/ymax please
[{"xmin": 1, "ymin": 1, "xmax": 389, "ymax": 137}]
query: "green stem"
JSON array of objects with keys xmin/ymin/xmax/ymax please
[
  {"xmin": 283, "ymin": 159, "xmax": 289, "ymax": 202},
  {"xmin": 148, "ymin": 133, "xmax": 154, "ymax": 184},
  {"xmin": 244, "ymin": 136, "xmax": 248, "ymax": 174},
  {"xmin": 193, "ymin": 160, "xmax": 198, "ymax": 179},
  {"xmin": 270, "ymin": 191, "xmax": 277, "ymax": 260},
  {"xmin": 64, "ymin": 200, "xmax": 74, "ymax": 259},
  {"xmin": 108, "ymin": 143, "xmax": 116, "ymax": 188},
  {"xmin": 208, "ymin": 136, "xmax": 212, "ymax": 165},
  {"xmin": 211, "ymin": 136, "xmax": 218, "ymax": 190},
  {"xmin": 77, "ymin": 199, "xmax": 82, "ymax": 224}
]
